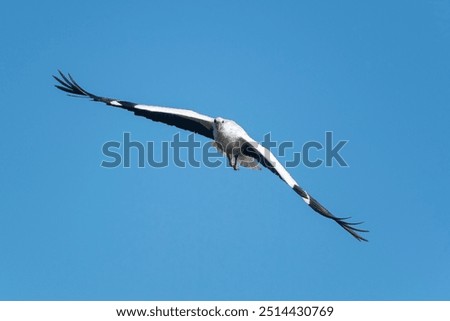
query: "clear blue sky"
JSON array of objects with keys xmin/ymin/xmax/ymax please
[{"xmin": 1, "ymin": 0, "xmax": 449, "ymax": 300}]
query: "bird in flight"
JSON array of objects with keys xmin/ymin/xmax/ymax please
[{"xmin": 53, "ymin": 70, "xmax": 368, "ymax": 241}]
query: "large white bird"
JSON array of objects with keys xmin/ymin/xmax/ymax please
[{"xmin": 54, "ymin": 71, "xmax": 368, "ymax": 241}]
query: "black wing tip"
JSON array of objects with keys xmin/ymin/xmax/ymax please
[
  {"xmin": 53, "ymin": 70, "xmax": 139, "ymax": 111},
  {"xmin": 337, "ymin": 218, "xmax": 369, "ymax": 242},
  {"xmin": 53, "ymin": 70, "xmax": 90, "ymax": 98},
  {"xmin": 53, "ymin": 70, "xmax": 105, "ymax": 102},
  {"xmin": 307, "ymin": 194, "xmax": 369, "ymax": 242},
  {"xmin": 342, "ymin": 223, "xmax": 369, "ymax": 242}
]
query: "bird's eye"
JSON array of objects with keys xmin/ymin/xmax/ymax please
[{"xmin": 221, "ymin": 120, "xmax": 224, "ymax": 123}]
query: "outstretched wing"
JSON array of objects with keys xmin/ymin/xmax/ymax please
[
  {"xmin": 240, "ymin": 136, "xmax": 368, "ymax": 242},
  {"xmin": 53, "ymin": 71, "xmax": 215, "ymax": 139}
]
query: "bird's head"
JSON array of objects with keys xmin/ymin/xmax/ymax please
[{"xmin": 214, "ymin": 117, "xmax": 226, "ymax": 129}]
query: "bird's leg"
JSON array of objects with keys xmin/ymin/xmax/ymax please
[
  {"xmin": 226, "ymin": 154, "xmax": 233, "ymax": 168},
  {"xmin": 227, "ymin": 153, "xmax": 239, "ymax": 170},
  {"xmin": 233, "ymin": 154, "xmax": 239, "ymax": 170}
]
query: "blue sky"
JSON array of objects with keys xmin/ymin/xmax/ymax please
[{"xmin": 1, "ymin": 0, "xmax": 449, "ymax": 300}]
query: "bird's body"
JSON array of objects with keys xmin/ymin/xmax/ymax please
[
  {"xmin": 53, "ymin": 71, "xmax": 368, "ymax": 241},
  {"xmin": 212, "ymin": 117, "xmax": 260, "ymax": 170}
]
